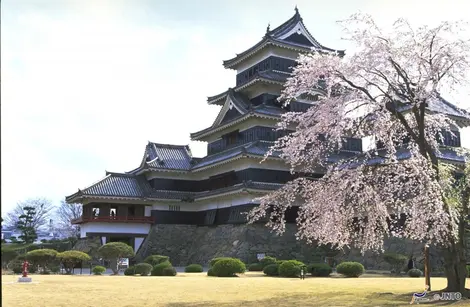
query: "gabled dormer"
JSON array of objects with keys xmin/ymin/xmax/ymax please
[{"xmin": 222, "ymin": 7, "xmax": 345, "ymax": 72}]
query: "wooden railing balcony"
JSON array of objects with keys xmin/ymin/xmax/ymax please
[{"xmin": 71, "ymin": 216, "xmax": 155, "ymax": 225}]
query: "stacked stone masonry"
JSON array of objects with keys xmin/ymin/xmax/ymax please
[{"xmin": 135, "ymin": 223, "xmax": 466, "ymax": 271}]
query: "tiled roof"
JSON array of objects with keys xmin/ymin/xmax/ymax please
[
  {"xmin": 223, "ymin": 9, "xmax": 344, "ymax": 69},
  {"xmin": 66, "ymin": 174, "xmax": 283, "ymax": 203},
  {"xmin": 208, "ymin": 71, "xmax": 289, "ymax": 106},
  {"xmin": 190, "ymin": 103, "xmax": 285, "ymax": 140},
  {"xmin": 65, "ymin": 172, "xmax": 154, "ymax": 202},
  {"xmin": 340, "ymin": 147, "xmax": 468, "ymax": 170},
  {"xmin": 144, "ymin": 142, "xmax": 194, "ymax": 171},
  {"xmin": 430, "ymin": 94, "xmax": 470, "ymax": 120},
  {"xmin": 393, "ymin": 92, "xmax": 470, "ymax": 122},
  {"xmin": 191, "ymin": 140, "xmax": 280, "ymax": 170}
]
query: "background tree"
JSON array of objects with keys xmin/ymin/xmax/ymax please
[
  {"xmin": 4, "ymin": 198, "xmax": 54, "ymax": 231},
  {"xmin": 56, "ymin": 250, "xmax": 91, "ymax": 274},
  {"xmin": 55, "ymin": 200, "xmax": 82, "ymax": 238},
  {"xmin": 248, "ymin": 14, "xmax": 469, "ymax": 294},
  {"xmin": 17, "ymin": 206, "xmax": 38, "ymax": 244},
  {"xmin": 98, "ymin": 242, "xmax": 134, "ymax": 275},
  {"xmin": 26, "ymin": 249, "xmax": 58, "ymax": 273}
]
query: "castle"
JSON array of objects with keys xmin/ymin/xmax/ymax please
[{"xmin": 66, "ymin": 9, "xmax": 469, "ymax": 266}]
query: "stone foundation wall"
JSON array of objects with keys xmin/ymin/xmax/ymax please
[
  {"xmin": 136, "ymin": 223, "xmax": 462, "ymax": 270},
  {"xmin": 73, "ymin": 236, "xmax": 102, "ymax": 262}
]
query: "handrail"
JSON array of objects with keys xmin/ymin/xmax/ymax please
[{"xmin": 71, "ymin": 216, "xmax": 154, "ymax": 224}]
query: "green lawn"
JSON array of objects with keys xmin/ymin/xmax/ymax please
[{"xmin": 2, "ymin": 272, "xmax": 469, "ymax": 307}]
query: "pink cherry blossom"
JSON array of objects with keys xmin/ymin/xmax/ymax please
[{"xmin": 247, "ymin": 14, "xmax": 470, "ymax": 256}]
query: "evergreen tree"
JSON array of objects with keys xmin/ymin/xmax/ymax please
[{"xmin": 17, "ymin": 206, "xmax": 38, "ymax": 244}]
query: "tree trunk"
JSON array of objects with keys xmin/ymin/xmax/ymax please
[
  {"xmin": 442, "ymin": 247, "xmax": 467, "ymax": 294},
  {"xmin": 424, "ymin": 245, "xmax": 431, "ymax": 290},
  {"xmin": 110, "ymin": 259, "xmax": 119, "ymax": 275},
  {"xmin": 441, "ymin": 219, "xmax": 468, "ymax": 296}
]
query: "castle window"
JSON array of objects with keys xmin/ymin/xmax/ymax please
[
  {"xmin": 224, "ymin": 130, "xmax": 239, "ymax": 146},
  {"xmin": 169, "ymin": 205, "xmax": 180, "ymax": 212},
  {"xmin": 110, "ymin": 206, "xmax": 117, "ymax": 218}
]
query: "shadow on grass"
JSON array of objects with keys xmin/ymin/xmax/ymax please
[{"xmin": 165, "ymin": 292, "xmax": 469, "ymax": 307}]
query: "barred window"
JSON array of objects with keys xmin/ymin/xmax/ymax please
[{"xmin": 169, "ymin": 205, "xmax": 180, "ymax": 212}]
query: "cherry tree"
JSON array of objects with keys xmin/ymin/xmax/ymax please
[{"xmin": 248, "ymin": 14, "xmax": 470, "ymax": 293}]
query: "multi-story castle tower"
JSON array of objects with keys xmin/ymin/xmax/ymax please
[{"xmin": 66, "ymin": 8, "xmax": 469, "ymax": 265}]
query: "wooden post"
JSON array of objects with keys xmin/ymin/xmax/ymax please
[{"xmin": 424, "ymin": 245, "xmax": 431, "ymax": 291}]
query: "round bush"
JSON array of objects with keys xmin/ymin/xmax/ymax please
[
  {"xmin": 207, "ymin": 268, "xmax": 216, "ymax": 276},
  {"xmin": 263, "ymin": 263, "xmax": 279, "ymax": 276},
  {"xmin": 248, "ymin": 263, "xmax": 264, "ymax": 271},
  {"xmin": 279, "ymin": 260, "xmax": 302, "ymax": 277},
  {"xmin": 144, "ymin": 255, "xmax": 170, "ymax": 266},
  {"xmin": 28, "ymin": 265, "xmax": 37, "ymax": 274},
  {"xmin": 408, "ymin": 269, "xmax": 422, "ymax": 278},
  {"xmin": 307, "ymin": 263, "xmax": 332, "ymax": 277},
  {"xmin": 151, "ymin": 261, "xmax": 172, "ymax": 276},
  {"xmin": 124, "ymin": 266, "xmax": 135, "ymax": 276},
  {"xmin": 50, "ymin": 265, "xmax": 60, "ymax": 274},
  {"xmin": 336, "ymin": 262, "xmax": 364, "ymax": 278},
  {"xmin": 276, "ymin": 260, "xmax": 286, "ymax": 265},
  {"xmin": 163, "ymin": 266, "xmax": 177, "ymax": 276},
  {"xmin": 211, "ymin": 258, "xmax": 246, "ymax": 277},
  {"xmin": 92, "ymin": 265, "xmax": 106, "ymax": 275},
  {"xmin": 259, "ymin": 256, "xmax": 277, "ymax": 268},
  {"xmin": 209, "ymin": 257, "xmax": 231, "ymax": 268},
  {"xmin": 135, "ymin": 263, "xmax": 153, "ymax": 276},
  {"xmin": 185, "ymin": 264, "xmax": 203, "ymax": 273},
  {"xmin": 383, "ymin": 253, "xmax": 407, "ymax": 274}
]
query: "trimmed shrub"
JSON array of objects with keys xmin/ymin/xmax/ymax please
[
  {"xmin": 98, "ymin": 242, "xmax": 134, "ymax": 275},
  {"xmin": 92, "ymin": 265, "xmax": 106, "ymax": 275},
  {"xmin": 383, "ymin": 253, "xmax": 407, "ymax": 274},
  {"xmin": 26, "ymin": 249, "xmax": 58, "ymax": 272},
  {"xmin": 408, "ymin": 269, "xmax": 423, "ymax": 278},
  {"xmin": 276, "ymin": 260, "xmax": 286, "ymax": 265},
  {"xmin": 135, "ymin": 263, "xmax": 153, "ymax": 276},
  {"xmin": 209, "ymin": 257, "xmax": 231, "ymax": 268},
  {"xmin": 207, "ymin": 268, "xmax": 216, "ymax": 276},
  {"xmin": 185, "ymin": 264, "xmax": 203, "ymax": 273},
  {"xmin": 56, "ymin": 250, "xmax": 91, "ymax": 274},
  {"xmin": 211, "ymin": 258, "xmax": 246, "ymax": 277},
  {"xmin": 1, "ymin": 247, "xmax": 19, "ymax": 267},
  {"xmin": 263, "ymin": 263, "xmax": 280, "ymax": 276},
  {"xmin": 163, "ymin": 267, "xmax": 177, "ymax": 276},
  {"xmin": 336, "ymin": 262, "xmax": 365, "ymax": 278},
  {"xmin": 288, "ymin": 260, "xmax": 306, "ymax": 268},
  {"xmin": 259, "ymin": 256, "xmax": 277, "ymax": 268},
  {"xmin": 279, "ymin": 260, "xmax": 302, "ymax": 277},
  {"xmin": 124, "ymin": 266, "xmax": 135, "ymax": 276},
  {"xmin": 28, "ymin": 264, "xmax": 37, "ymax": 273},
  {"xmin": 144, "ymin": 255, "xmax": 170, "ymax": 266},
  {"xmin": 248, "ymin": 263, "xmax": 264, "ymax": 271},
  {"xmin": 151, "ymin": 261, "xmax": 173, "ymax": 276},
  {"xmin": 50, "ymin": 265, "xmax": 60, "ymax": 274},
  {"xmin": 307, "ymin": 263, "xmax": 332, "ymax": 277}
]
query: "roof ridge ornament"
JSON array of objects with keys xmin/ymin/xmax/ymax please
[{"xmin": 264, "ymin": 23, "xmax": 271, "ymax": 38}]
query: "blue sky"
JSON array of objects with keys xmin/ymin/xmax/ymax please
[{"xmin": 1, "ymin": 0, "xmax": 469, "ymax": 216}]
